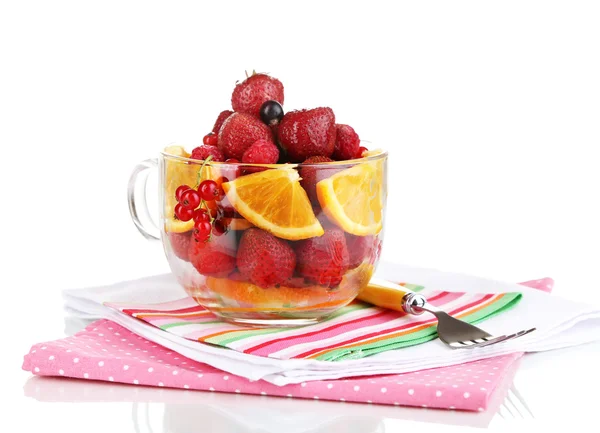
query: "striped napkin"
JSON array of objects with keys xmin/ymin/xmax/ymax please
[{"xmin": 106, "ymin": 284, "xmax": 522, "ymax": 361}]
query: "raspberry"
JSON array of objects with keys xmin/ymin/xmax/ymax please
[
  {"xmin": 332, "ymin": 124, "xmax": 360, "ymax": 161},
  {"xmin": 190, "ymin": 145, "xmax": 225, "ymax": 162},
  {"xmin": 236, "ymin": 228, "xmax": 296, "ymax": 288},
  {"xmin": 242, "ymin": 139, "xmax": 280, "ymax": 164}
]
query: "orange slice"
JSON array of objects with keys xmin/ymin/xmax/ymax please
[
  {"xmin": 222, "ymin": 168, "xmax": 323, "ymax": 240},
  {"xmin": 227, "ymin": 217, "xmax": 253, "ymax": 231},
  {"xmin": 204, "ymin": 277, "xmax": 355, "ymax": 311},
  {"xmin": 316, "ymin": 161, "xmax": 384, "ymax": 236}
]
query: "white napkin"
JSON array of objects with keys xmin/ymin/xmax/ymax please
[{"xmin": 62, "ymin": 261, "xmax": 600, "ymax": 386}]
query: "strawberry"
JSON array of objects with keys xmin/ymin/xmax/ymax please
[
  {"xmin": 237, "ymin": 228, "xmax": 296, "ymax": 288},
  {"xmin": 218, "ymin": 112, "xmax": 273, "ymax": 160},
  {"xmin": 345, "ymin": 234, "xmax": 378, "ymax": 269},
  {"xmin": 299, "ymin": 155, "xmax": 340, "ymax": 204},
  {"xmin": 190, "ymin": 145, "xmax": 225, "ymax": 162},
  {"xmin": 231, "ymin": 73, "xmax": 284, "ymax": 118},
  {"xmin": 295, "ymin": 228, "xmax": 349, "ymax": 287},
  {"xmin": 277, "ymin": 107, "xmax": 336, "ymax": 162},
  {"xmin": 332, "ymin": 124, "xmax": 360, "ymax": 161},
  {"xmin": 212, "ymin": 110, "xmax": 233, "ymax": 134},
  {"xmin": 188, "ymin": 232, "xmax": 237, "ymax": 277},
  {"xmin": 168, "ymin": 231, "xmax": 192, "ymax": 262},
  {"xmin": 282, "ymin": 276, "xmax": 310, "ymax": 288},
  {"xmin": 242, "ymin": 139, "xmax": 280, "ymax": 164}
]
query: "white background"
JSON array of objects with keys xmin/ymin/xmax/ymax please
[{"xmin": 1, "ymin": 1, "xmax": 599, "ymax": 431}]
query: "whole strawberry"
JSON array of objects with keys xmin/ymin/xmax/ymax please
[
  {"xmin": 295, "ymin": 228, "xmax": 349, "ymax": 287},
  {"xmin": 188, "ymin": 232, "xmax": 236, "ymax": 277},
  {"xmin": 299, "ymin": 155, "xmax": 338, "ymax": 204},
  {"xmin": 237, "ymin": 228, "xmax": 296, "ymax": 288},
  {"xmin": 190, "ymin": 145, "xmax": 225, "ymax": 162},
  {"xmin": 218, "ymin": 112, "xmax": 273, "ymax": 160},
  {"xmin": 168, "ymin": 231, "xmax": 192, "ymax": 262},
  {"xmin": 212, "ymin": 110, "xmax": 234, "ymax": 134},
  {"xmin": 332, "ymin": 124, "xmax": 360, "ymax": 161},
  {"xmin": 231, "ymin": 73, "xmax": 284, "ymax": 118},
  {"xmin": 277, "ymin": 107, "xmax": 336, "ymax": 162},
  {"xmin": 345, "ymin": 234, "xmax": 377, "ymax": 269}
]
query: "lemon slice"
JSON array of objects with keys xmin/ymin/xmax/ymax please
[
  {"xmin": 222, "ymin": 168, "xmax": 323, "ymax": 240},
  {"xmin": 316, "ymin": 161, "xmax": 384, "ymax": 236}
]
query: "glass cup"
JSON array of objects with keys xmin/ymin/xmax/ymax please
[{"xmin": 128, "ymin": 147, "xmax": 387, "ymax": 326}]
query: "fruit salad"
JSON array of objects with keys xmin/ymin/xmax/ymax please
[{"xmin": 161, "ymin": 72, "xmax": 387, "ymax": 325}]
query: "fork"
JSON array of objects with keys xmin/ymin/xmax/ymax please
[{"xmin": 358, "ymin": 279, "xmax": 536, "ymax": 349}]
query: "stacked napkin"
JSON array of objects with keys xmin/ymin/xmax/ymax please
[
  {"xmin": 58, "ymin": 261, "xmax": 600, "ymax": 386},
  {"xmin": 22, "ymin": 318, "xmax": 523, "ymax": 411}
]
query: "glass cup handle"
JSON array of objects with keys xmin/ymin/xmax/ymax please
[{"xmin": 127, "ymin": 158, "xmax": 161, "ymax": 240}]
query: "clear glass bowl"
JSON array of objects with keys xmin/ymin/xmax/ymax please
[{"xmin": 128, "ymin": 149, "xmax": 387, "ymax": 327}]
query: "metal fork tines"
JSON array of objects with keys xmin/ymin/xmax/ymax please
[
  {"xmin": 401, "ymin": 291, "xmax": 536, "ymax": 349},
  {"xmin": 446, "ymin": 328, "xmax": 537, "ymax": 349}
]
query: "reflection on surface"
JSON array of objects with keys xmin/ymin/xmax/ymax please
[
  {"xmin": 23, "ymin": 359, "xmax": 523, "ymax": 433},
  {"xmin": 52, "ymin": 315, "xmax": 539, "ymax": 431}
]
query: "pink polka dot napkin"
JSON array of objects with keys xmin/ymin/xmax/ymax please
[{"xmin": 22, "ymin": 278, "xmax": 554, "ymax": 412}]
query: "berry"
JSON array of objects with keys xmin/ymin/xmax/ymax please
[
  {"xmin": 174, "ymin": 203, "xmax": 194, "ymax": 222},
  {"xmin": 259, "ymin": 100, "xmax": 284, "ymax": 126},
  {"xmin": 175, "ymin": 185, "xmax": 191, "ymax": 203},
  {"xmin": 299, "ymin": 155, "xmax": 338, "ymax": 204},
  {"xmin": 212, "ymin": 110, "xmax": 234, "ymax": 134},
  {"xmin": 345, "ymin": 234, "xmax": 377, "ymax": 269},
  {"xmin": 193, "ymin": 220, "xmax": 212, "ymax": 241},
  {"xmin": 218, "ymin": 112, "xmax": 273, "ymax": 160},
  {"xmin": 236, "ymin": 228, "xmax": 296, "ymax": 288},
  {"xmin": 332, "ymin": 124, "xmax": 360, "ymax": 161},
  {"xmin": 168, "ymin": 231, "xmax": 192, "ymax": 262},
  {"xmin": 277, "ymin": 107, "xmax": 336, "ymax": 162},
  {"xmin": 225, "ymin": 158, "xmax": 240, "ymax": 163},
  {"xmin": 193, "ymin": 208, "xmax": 210, "ymax": 223},
  {"xmin": 212, "ymin": 218, "xmax": 228, "ymax": 236},
  {"xmin": 231, "ymin": 73, "xmax": 284, "ymax": 118},
  {"xmin": 188, "ymin": 232, "xmax": 237, "ymax": 277},
  {"xmin": 295, "ymin": 228, "xmax": 349, "ymax": 287},
  {"xmin": 190, "ymin": 145, "xmax": 225, "ymax": 162},
  {"xmin": 203, "ymin": 133, "xmax": 219, "ymax": 146},
  {"xmin": 281, "ymin": 276, "xmax": 309, "ymax": 289},
  {"xmin": 199, "ymin": 180, "xmax": 219, "ymax": 201},
  {"xmin": 242, "ymin": 139, "xmax": 280, "ymax": 164},
  {"xmin": 356, "ymin": 146, "xmax": 369, "ymax": 158},
  {"xmin": 180, "ymin": 189, "xmax": 201, "ymax": 210}
]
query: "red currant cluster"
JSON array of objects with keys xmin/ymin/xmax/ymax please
[{"xmin": 174, "ymin": 179, "xmax": 228, "ymax": 242}]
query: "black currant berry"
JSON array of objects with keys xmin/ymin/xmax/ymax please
[{"xmin": 259, "ymin": 100, "xmax": 284, "ymax": 126}]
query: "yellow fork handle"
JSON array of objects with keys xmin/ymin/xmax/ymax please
[{"xmin": 357, "ymin": 281, "xmax": 412, "ymax": 312}]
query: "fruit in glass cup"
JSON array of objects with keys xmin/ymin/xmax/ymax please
[{"xmin": 143, "ymin": 71, "xmax": 387, "ymax": 326}]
